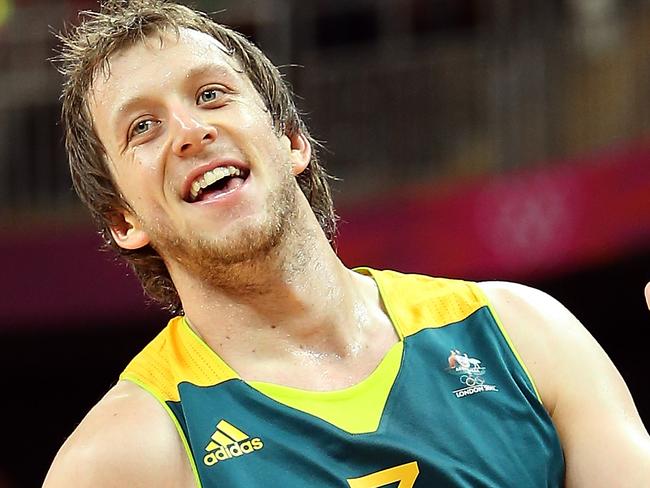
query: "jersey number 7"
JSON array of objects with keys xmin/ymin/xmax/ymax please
[{"xmin": 347, "ymin": 461, "xmax": 420, "ymax": 487}]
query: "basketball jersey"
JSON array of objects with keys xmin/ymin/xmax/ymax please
[{"xmin": 120, "ymin": 268, "xmax": 565, "ymax": 487}]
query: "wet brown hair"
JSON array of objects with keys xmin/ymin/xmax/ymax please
[{"xmin": 55, "ymin": 0, "xmax": 336, "ymax": 314}]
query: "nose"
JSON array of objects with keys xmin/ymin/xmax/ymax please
[{"xmin": 169, "ymin": 106, "xmax": 218, "ymax": 157}]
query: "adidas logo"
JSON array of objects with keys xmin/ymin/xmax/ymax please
[{"xmin": 203, "ymin": 420, "xmax": 264, "ymax": 466}]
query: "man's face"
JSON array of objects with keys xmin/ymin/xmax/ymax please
[{"xmin": 89, "ymin": 28, "xmax": 310, "ymax": 277}]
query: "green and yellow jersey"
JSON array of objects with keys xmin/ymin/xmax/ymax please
[{"xmin": 121, "ymin": 269, "xmax": 564, "ymax": 487}]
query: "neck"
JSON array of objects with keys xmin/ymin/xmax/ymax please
[{"xmin": 167, "ymin": 206, "xmax": 390, "ymax": 380}]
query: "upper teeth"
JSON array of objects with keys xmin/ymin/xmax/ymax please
[{"xmin": 189, "ymin": 166, "xmax": 243, "ymax": 201}]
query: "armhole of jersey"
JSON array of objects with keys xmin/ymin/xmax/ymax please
[
  {"xmin": 471, "ymin": 284, "xmax": 543, "ymax": 404},
  {"xmin": 120, "ymin": 374, "xmax": 203, "ymax": 488}
]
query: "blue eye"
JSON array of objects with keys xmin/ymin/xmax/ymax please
[
  {"xmin": 133, "ymin": 120, "xmax": 153, "ymax": 135},
  {"xmin": 129, "ymin": 119, "xmax": 158, "ymax": 140},
  {"xmin": 198, "ymin": 88, "xmax": 223, "ymax": 104}
]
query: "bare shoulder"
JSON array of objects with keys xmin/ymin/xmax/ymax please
[
  {"xmin": 43, "ymin": 380, "xmax": 196, "ymax": 488},
  {"xmin": 478, "ymin": 281, "xmax": 650, "ymax": 487},
  {"xmin": 477, "ymin": 280, "xmax": 576, "ymax": 413}
]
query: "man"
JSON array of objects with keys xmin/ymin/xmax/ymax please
[{"xmin": 45, "ymin": 1, "xmax": 650, "ymax": 486}]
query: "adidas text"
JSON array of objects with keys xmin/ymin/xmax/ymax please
[{"xmin": 204, "ymin": 438, "xmax": 264, "ymax": 466}]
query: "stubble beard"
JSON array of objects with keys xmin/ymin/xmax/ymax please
[{"xmin": 148, "ymin": 170, "xmax": 300, "ymax": 293}]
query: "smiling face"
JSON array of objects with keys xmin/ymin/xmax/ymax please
[{"xmin": 88, "ymin": 28, "xmax": 311, "ymax": 281}]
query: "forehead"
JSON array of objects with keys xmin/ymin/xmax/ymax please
[
  {"xmin": 111, "ymin": 26, "xmax": 238, "ymax": 72},
  {"xmin": 90, "ymin": 27, "xmax": 244, "ymax": 104}
]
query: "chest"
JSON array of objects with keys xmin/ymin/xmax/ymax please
[{"xmin": 169, "ymin": 315, "xmax": 565, "ymax": 487}]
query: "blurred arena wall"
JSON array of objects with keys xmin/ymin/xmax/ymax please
[{"xmin": 0, "ymin": 1, "xmax": 649, "ymax": 486}]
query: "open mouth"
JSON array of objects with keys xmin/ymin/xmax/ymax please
[{"xmin": 186, "ymin": 165, "xmax": 250, "ymax": 203}]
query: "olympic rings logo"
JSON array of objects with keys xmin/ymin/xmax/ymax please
[{"xmin": 460, "ymin": 374, "xmax": 485, "ymax": 387}]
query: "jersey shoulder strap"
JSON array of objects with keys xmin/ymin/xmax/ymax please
[
  {"xmin": 359, "ymin": 268, "xmax": 488, "ymax": 339},
  {"xmin": 120, "ymin": 316, "xmax": 237, "ymax": 403}
]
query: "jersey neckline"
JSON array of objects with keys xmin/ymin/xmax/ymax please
[{"xmin": 179, "ymin": 268, "xmax": 405, "ymax": 395}]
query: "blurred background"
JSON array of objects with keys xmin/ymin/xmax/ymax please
[{"xmin": 1, "ymin": 0, "xmax": 649, "ymax": 485}]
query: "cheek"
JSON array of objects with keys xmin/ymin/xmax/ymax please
[
  {"xmin": 114, "ymin": 148, "xmax": 167, "ymax": 206},
  {"xmin": 232, "ymin": 97, "xmax": 277, "ymax": 137},
  {"xmin": 231, "ymin": 123, "xmax": 289, "ymax": 168},
  {"xmin": 132, "ymin": 142, "xmax": 165, "ymax": 171}
]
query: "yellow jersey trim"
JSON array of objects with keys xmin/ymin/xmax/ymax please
[
  {"xmin": 362, "ymin": 268, "xmax": 542, "ymax": 403},
  {"xmin": 472, "ymin": 285, "xmax": 543, "ymax": 403},
  {"xmin": 357, "ymin": 268, "xmax": 488, "ymax": 337},
  {"xmin": 249, "ymin": 341, "xmax": 404, "ymax": 434},
  {"xmin": 119, "ymin": 316, "xmax": 237, "ymax": 403}
]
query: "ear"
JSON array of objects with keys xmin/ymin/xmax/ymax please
[
  {"xmin": 287, "ymin": 131, "xmax": 311, "ymax": 176},
  {"xmin": 108, "ymin": 210, "xmax": 151, "ymax": 250}
]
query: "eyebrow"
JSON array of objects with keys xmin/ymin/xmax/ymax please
[
  {"xmin": 184, "ymin": 62, "xmax": 241, "ymax": 87},
  {"xmin": 110, "ymin": 62, "xmax": 241, "ymax": 130}
]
